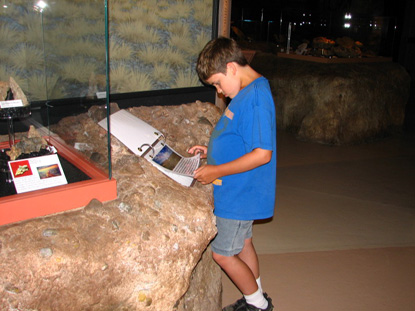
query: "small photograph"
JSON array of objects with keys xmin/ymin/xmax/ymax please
[
  {"xmin": 37, "ymin": 164, "xmax": 63, "ymax": 179},
  {"xmin": 10, "ymin": 160, "xmax": 32, "ymax": 178},
  {"xmin": 152, "ymin": 145, "xmax": 181, "ymax": 171}
]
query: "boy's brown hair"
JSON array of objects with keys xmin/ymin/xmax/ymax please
[{"xmin": 196, "ymin": 37, "xmax": 248, "ymax": 82}]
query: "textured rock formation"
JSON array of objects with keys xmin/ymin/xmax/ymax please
[
  {"xmin": 0, "ymin": 101, "xmax": 222, "ymax": 311},
  {"xmin": 0, "ymin": 77, "xmax": 31, "ymax": 121},
  {"xmin": 251, "ymin": 52, "xmax": 410, "ymax": 144},
  {"xmin": 6, "ymin": 125, "xmax": 48, "ymax": 160},
  {"xmin": 0, "ymin": 77, "xmax": 29, "ymax": 106}
]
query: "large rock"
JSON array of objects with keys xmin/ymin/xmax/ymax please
[
  {"xmin": 251, "ymin": 53, "xmax": 410, "ymax": 144},
  {"xmin": 0, "ymin": 101, "xmax": 222, "ymax": 311}
]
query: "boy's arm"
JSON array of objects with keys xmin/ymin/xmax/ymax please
[{"xmin": 193, "ymin": 148, "xmax": 272, "ymax": 185}]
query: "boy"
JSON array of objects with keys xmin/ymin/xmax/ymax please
[{"xmin": 188, "ymin": 37, "xmax": 276, "ymax": 311}]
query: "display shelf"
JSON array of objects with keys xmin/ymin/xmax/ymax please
[
  {"xmin": 277, "ymin": 52, "xmax": 392, "ymax": 63},
  {"xmin": 0, "ymin": 135, "xmax": 117, "ymax": 226}
]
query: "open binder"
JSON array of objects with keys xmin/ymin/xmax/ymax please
[{"xmin": 98, "ymin": 110, "xmax": 200, "ymax": 187}]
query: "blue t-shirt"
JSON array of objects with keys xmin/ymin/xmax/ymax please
[{"xmin": 207, "ymin": 76, "xmax": 277, "ymax": 220}]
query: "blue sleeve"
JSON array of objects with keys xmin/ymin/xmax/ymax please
[{"xmin": 241, "ymin": 84, "xmax": 275, "ymax": 152}]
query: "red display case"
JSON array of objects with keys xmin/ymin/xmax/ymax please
[{"xmin": 0, "ymin": 135, "xmax": 117, "ymax": 226}]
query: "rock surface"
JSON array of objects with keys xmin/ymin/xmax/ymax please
[
  {"xmin": 251, "ymin": 52, "xmax": 410, "ymax": 144},
  {"xmin": 0, "ymin": 101, "xmax": 222, "ymax": 311}
]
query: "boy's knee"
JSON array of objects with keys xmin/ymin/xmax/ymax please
[
  {"xmin": 212, "ymin": 251, "xmax": 223, "ymax": 263},
  {"xmin": 212, "ymin": 251, "xmax": 232, "ymax": 266}
]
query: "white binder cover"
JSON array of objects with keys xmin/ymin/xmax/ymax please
[
  {"xmin": 98, "ymin": 109, "xmax": 162, "ymax": 156},
  {"xmin": 98, "ymin": 110, "xmax": 199, "ymax": 187}
]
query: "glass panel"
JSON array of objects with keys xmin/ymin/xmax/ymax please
[
  {"xmin": 1, "ymin": 0, "xmax": 213, "ymax": 102},
  {"xmin": 0, "ymin": 0, "xmax": 106, "ymax": 101}
]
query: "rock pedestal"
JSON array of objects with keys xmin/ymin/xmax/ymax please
[{"xmin": 0, "ymin": 101, "xmax": 222, "ymax": 311}]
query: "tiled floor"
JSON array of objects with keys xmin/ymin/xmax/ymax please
[{"xmin": 221, "ymin": 131, "xmax": 415, "ymax": 311}]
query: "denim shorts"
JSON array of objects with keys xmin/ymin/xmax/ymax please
[{"xmin": 211, "ymin": 216, "xmax": 254, "ymax": 256}]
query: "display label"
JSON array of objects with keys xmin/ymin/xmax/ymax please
[
  {"xmin": 96, "ymin": 91, "xmax": 107, "ymax": 99},
  {"xmin": 8, "ymin": 154, "xmax": 68, "ymax": 194},
  {"xmin": 0, "ymin": 99, "xmax": 23, "ymax": 108}
]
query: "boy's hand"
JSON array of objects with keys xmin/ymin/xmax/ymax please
[
  {"xmin": 193, "ymin": 148, "xmax": 272, "ymax": 185},
  {"xmin": 188, "ymin": 145, "xmax": 207, "ymax": 159},
  {"xmin": 193, "ymin": 165, "xmax": 219, "ymax": 185}
]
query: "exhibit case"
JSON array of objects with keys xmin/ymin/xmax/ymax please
[
  {"xmin": 0, "ymin": 0, "xmax": 116, "ymax": 226},
  {"xmin": 0, "ymin": 0, "xmax": 215, "ymax": 225}
]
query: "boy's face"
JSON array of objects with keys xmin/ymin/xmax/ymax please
[{"xmin": 206, "ymin": 63, "xmax": 240, "ymax": 99}]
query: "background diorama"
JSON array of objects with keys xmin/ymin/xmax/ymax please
[{"xmin": 0, "ymin": 0, "xmax": 213, "ymax": 101}]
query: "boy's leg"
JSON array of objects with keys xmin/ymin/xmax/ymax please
[
  {"xmin": 238, "ymin": 237, "xmax": 260, "ymax": 280},
  {"xmin": 212, "ymin": 237, "xmax": 259, "ymax": 294},
  {"xmin": 212, "ymin": 217, "xmax": 272, "ymax": 310},
  {"xmin": 211, "ymin": 217, "xmax": 258, "ymax": 294},
  {"xmin": 214, "ymin": 241, "xmax": 271, "ymax": 310},
  {"xmin": 213, "ymin": 248, "xmax": 258, "ymax": 295}
]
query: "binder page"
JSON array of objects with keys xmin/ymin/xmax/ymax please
[
  {"xmin": 143, "ymin": 140, "xmax": 198, "ymax": 187},
  {"xmin": 151, "ymin": 144, "xmax": 200, "ymax": 177}
]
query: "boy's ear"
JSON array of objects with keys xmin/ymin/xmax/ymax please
[{"xmin": 226, "ymin": 62, "xmax": 237, "ymax": 76}]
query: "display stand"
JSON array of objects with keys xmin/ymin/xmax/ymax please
[
  {"xmin": 0, "ymin": 104, "xmax": 31, "ymax": 147},
  {"xmin": 0, "ymin": 103, "xmax": 32, "ymax": 189}
]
